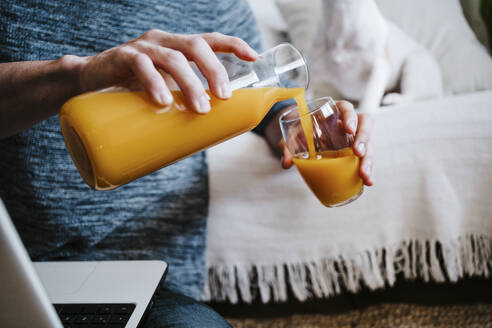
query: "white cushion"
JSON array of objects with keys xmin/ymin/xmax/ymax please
[{"xmin": 375, "ymin": 0, "xmax": 492, "ymax": 94}]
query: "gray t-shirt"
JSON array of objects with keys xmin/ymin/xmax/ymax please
[{"xmin": 0, "ymin": 0, "xmax": 263, "ymax": 300}]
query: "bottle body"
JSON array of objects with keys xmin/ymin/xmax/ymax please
[
  {"xmin": 60, "ymin": 43, "xmax": 309, "ymax": 190},
  {"xmin": 60, "ymin": 88, "xmax": 295, "ymax": 190}
]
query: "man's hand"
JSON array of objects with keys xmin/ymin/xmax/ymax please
[
  {"xmin": 264, "ymin": 101, "xmax": 374, "ymax": 186},
  {"xmin": 78, "ymin": 30, "xmax": 258, "ymax": 113}
]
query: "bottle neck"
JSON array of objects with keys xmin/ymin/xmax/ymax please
[{"xmin": 229, "ymin": 59, "xmax": 307, "ymax": 91}]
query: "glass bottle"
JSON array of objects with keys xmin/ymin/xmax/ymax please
[{"xmin": 60, "ymin": 43, "xmax": 309, "ymax": 190}]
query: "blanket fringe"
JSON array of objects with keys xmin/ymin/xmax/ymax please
[{"xmin": 202, "ymin": 234, "xmax": 492, "ymax": 303}]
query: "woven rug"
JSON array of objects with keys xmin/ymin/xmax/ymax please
[{"xmin": 227, "ymin": 303, "xmax": 492, "ymax": 328}]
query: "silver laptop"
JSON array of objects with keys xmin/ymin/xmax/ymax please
[{"xmin": 0, "ymin": 199, "xmax": 167, "ymax": 328}]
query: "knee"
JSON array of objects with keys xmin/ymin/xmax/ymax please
[
  {"xmin": 186, "ymin": 304, "xmax": 231, "ymax": 328},
  {"xmin": 146, "ymin": 288, "xmax": 231, "ymax": 328}
]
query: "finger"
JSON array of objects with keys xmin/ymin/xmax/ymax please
[
  {"xmin": 359, "ymin": 144, "xmax": 374, "ymax": 186},
  {"xmin": 136, "ymin": 42, "xmax": 210, "ymax": 113},
  {"xmin": 142, "ymin": 30, "xmax": 257, "ymax": 61},
  {"xmin": 178, "ymin": 36, "xmax": 231, "ymax": 100},
  {"xmin": 353, "ymin": 113, "xmax": 372, "ymax": 157},
  {"xmin": 282, "ymin": 146, "xmax": 294, "ymax": 169},
  {"xmin": 202, "ymin": 32, "xmax": 258, "ymax": 61},
  {"xmin": 120, "ymin": 48, "xmax": 173, "ymax": 106},
  {"xmin": 336, "ymin": 100, "xmax": 357, "ymax": 135},
  {"xmin": 278, "ymin": 140, "xmax": 294, "ymax": 169}
]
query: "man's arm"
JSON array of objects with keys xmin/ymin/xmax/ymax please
[
  {"xmin": 0, "ymin": 30, "xmax": 258, "ymax": 139},
  {"xmin": 0, "ymin": 57, "xmax": 83, "ymax": 138}
]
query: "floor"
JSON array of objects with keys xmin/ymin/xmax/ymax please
[{"xmin": 209, "ymin": 277, "xmax": 492, "ymax": 327}]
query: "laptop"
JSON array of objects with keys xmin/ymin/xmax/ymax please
[{"xmin": 0, "ymin": 199, "xmax": 167, "ymax": 328}]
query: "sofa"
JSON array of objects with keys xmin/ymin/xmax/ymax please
[{"xmin": 203, "ymin": 0, "xmax": 492, "ymax": 304}]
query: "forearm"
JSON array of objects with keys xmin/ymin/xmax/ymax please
[{"xmin": 0, "ymin": 55, "xmax": 84, "ymax": 138}]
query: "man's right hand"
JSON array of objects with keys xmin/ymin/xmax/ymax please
[{"xmin": 76, "ymin": 30, "xmax": 258, "ymax": 113}]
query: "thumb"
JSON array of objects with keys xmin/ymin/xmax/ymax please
[{"xmin": 279, "ymin": 141, "xmax": 294, "ymax": 169}]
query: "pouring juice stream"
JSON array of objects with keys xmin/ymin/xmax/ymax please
[{"xmin": 293, "ymin": 93, "xmax": 317, "ymax": 158}]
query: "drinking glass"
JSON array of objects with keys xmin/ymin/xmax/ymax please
[{"xmin": 279, "ymin": 97, "xmax": 363, "ymax": 207}]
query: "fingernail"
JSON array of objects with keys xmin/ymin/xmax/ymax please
[
  {"xmin": 195, "ymin": 94, "xmax": 211, "ymax": 113},
  {"xmin": 218, "ymin": 82, "xmax": 232, "ymax": 99},
  {"xmin": 357, "ymin": 142, "xmax": 365, "ymax": 155},
  {"xmin": 348, "ymin": 119, "xmax": 356, "ymax": 133},
  {"xmin": 159, "ymin": 90, "xmax": 173, "ymax": 105}
]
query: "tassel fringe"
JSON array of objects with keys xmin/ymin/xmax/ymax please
[{"xmin": 202, "ymin": 234, "xmax": 492, "ymax": 303}]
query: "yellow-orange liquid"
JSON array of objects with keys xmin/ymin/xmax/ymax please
[
  {"xmin": 293, "ymin": 148, "xmax": 363, "ymax": 207},
  {"xmin": 294, "ymin": 93, "xmax": 316, "ymax": 158},
  {"xmin": 292, "ymin": 96, "xmax": 363, "ymax": 206},
  {"xmin": 60, "ymin": 87, "xmax": 304, "ymax": 190}
]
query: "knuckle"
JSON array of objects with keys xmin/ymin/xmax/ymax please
[
  {"xmin": 142, "ymin": 29, "xmax": 162, "ymax": 39},
  {"xmin": 207, "ymin": 32, "xmax": 223, "ymax": 39},
  {"xmin": 130, "ymin": 53, "xmax": 149, "ymax": 68},
  {"xmin": 129, "ymin": 39, "xmax": 147, "ymax": 50},
  {"xmin": 165, "ymin": 49, "xmax": 186, "ymax": 65},
  {"xmin": 188, "ymin": 36, "xmax": 206, "ymax": 49},
  {"xmin": 116, "ymin": 45, "xmax": 135, "ymax": 58}
]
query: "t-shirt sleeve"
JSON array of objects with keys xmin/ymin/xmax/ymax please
[{"xmin": 214, "ymin": 0, "xmax": 293, "ymax": 136}]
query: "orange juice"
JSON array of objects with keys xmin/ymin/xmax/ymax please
[
  {"xmin": 293, "ymin": 148, "xmax": 363, "ymax": 206},
  {"xmin": 294, "ymin": 93, "xmax": 316, "ymax": 158},
  {"xmin": 60, "ymin": 87, "xmax": 304, "ymax": 190},
  {"xmin": 292, "ymin": 96, "xmax": 363, "ymax": 206}
]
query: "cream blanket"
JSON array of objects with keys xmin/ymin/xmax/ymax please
[{"xmin": 202, "ymin": 91, "xmax": 492, "ymax": 303}]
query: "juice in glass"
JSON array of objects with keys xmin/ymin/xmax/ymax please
[
  {"xmin": 292, "ymin": 149, "xmax": 363, "ymax": 206},
  {"xmin": 280, "ymin": 97, "xmax": 363, "ymax": 207}
]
